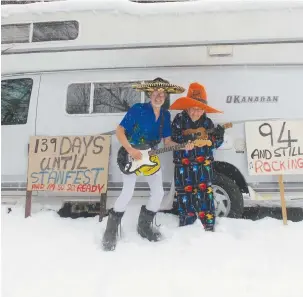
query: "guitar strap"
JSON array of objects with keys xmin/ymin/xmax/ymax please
[
  {"xmin": 158, "ymin": 110, "xmax": 165, "ymax": 142},
  {"xmin": 149, "ymin": 109, "xmax": 165, "ymax": 148}
]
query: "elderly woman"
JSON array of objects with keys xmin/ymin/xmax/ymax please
[{"xmin": 169, "ymin": 82, "xmax": 225, "ymax": 231}]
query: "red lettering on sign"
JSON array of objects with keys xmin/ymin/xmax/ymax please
[
  {"xmin": 255, "ymin": 160, "xmax": 263, "ymax": 173},
  {"xmin": 47, "ymin": 184, "xmax": 55, "ymax": 191},
  {"xmin": 98, "ymin": 184, "xmax": 104, "ymax": 193},
  {"xmin": 254, "ymin": 158, "xmax": 303, "ymax": 173},
  {"xmin": 58, "ymin": 185, "xmax": 65, "ymax": 191},
  {"xmin": 75, "ymin": 184, "xmax": 104, "ymax": 193},
  {"xmin": 32, "ymin": 183, "xmax": 105, "ymax": 192},
  {"xmin": 271, "ymin": 161, "xmax": 280, "ymax": 172},
  {"xmin": 280, "ymin": 161, "xmax": 286, "ymax": 171},
  {"xmin": 263, "ymin": 162, "xmax": 271, "ymax": 172},
  {"xmin": 31, "ymin": 184, "xmax": 45, "ymax": 190}
]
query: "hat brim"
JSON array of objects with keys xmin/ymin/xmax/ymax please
[
  {"xmin": 169, "ymin": 97, "xmax": 223, "ymax": 113},
  {"xmin": 132, "ymin": 83, "xmax": 185, "ymax": 94}
]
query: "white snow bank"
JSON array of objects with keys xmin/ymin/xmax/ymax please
[
  {"xmin": 2, "ymin": 0, "xmax": 303, "ymax": 18},
  {"xmin": 2, "ymin": 203, "xmax": 303, "ymax": 297}
]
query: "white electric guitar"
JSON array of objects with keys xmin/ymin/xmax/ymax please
[{"xmin": 117, "ymin": 139, "xmax": 212, "ymax": 176}]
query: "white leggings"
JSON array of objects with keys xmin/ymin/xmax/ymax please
[{"xmin": 114, "ymin": 169, "xmax": 165, "ymax": 213}]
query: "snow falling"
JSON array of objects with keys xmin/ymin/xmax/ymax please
[{"xmin": 2, "ymin": 1, "xmax": 303, "ymax": 297}]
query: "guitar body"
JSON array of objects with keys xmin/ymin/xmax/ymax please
[
  {"xmin": 117, "ymin": 139, "xmax": 212, "ymax": 176},
  {"xmin": 183, "ymin": 127, "xmax": 208, "ymax": 139},
  {"xmin": 117, "ymin": 146, "xmax": 161, "ymax": 176},
  {"xmin": 183, "ymin": 122, "xmax": 233, "ymax": 139}
]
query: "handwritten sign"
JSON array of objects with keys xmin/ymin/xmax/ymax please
[
  {"xmin": 27, "ymin": 135, "xmax": 111, "ymax": 193},
  {"xmin": 245, "ymin": 120, "xmax": 303, "ymax": 175}
]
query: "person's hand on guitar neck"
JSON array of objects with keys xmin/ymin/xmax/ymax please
[
  {"xmin": 127, "ymin": 146, "xmax": 142, "ymax": 160},
  {"xmin": 184, "ymin": 141, "xmax": 195, "ymax": 151},
  {"xmin": 164, "ymin": 137, "xmax": 195, "ymax": 151}
]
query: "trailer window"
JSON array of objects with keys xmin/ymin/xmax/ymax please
[
  {"xmin": 93, "ymin": 82, "xmax": 141, "ymax": 113},
  {"xmin": 1, "ymin": 20, "xmax": 79, "ymax": 44},
  {"xmin": 66, "ymin": 82, "xmax": 142, "ymax": 114},
  {"xmin": 66, "ymin": 83, "xmax": 91, "ymax": 114},
  {"xmin": 1, "ymin": 78, "xmax": 33, "ymax": 125},
  {"xmin": 1, "ymin": 24, "xmax": 30, "ymax": 44},
  {"xmin": 32, "ymin": 21, "xmax": 79, "ymax": 42}
]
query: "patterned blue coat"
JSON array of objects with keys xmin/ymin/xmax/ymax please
[{"xmin": 171, "ymin": 111, "xmax": 224, "ymax": 229}]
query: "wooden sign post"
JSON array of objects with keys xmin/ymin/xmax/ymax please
[
  {"xmin": 245, "ymin": 120, "xmax": 303, "ymax": 225},
  {"xmin": 25, "ymin": 134, "xmax": 111, "ymax": 219},
  {"xmin": 25, "ymin": 144, "xmax": 32, "ymax": 218},
  {"xmin": 278, "ymin": 175, "xmax": 287, "ymax": 225},
  {"xmin": 25, "ymin": 190, "xmax": 32, "ymax": 218}
]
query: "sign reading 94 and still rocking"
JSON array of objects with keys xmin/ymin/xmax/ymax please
[{"xmin": 245, "ymin": 120, "xmax": 303, "ymax": 175}]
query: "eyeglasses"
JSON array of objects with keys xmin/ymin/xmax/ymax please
[
  {"xmin": 151, "ymin": 90, "xmax": 166, "ymax": 98},
  {"xmin": 189, "ymin": 108, "xmax": 204, "ymax": 113}
]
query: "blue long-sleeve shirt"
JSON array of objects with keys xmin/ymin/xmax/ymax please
[{"xmin": 120, "ymin": 102, "xmax": 171, "ymax": 147}]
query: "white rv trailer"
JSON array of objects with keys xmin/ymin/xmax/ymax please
[{"xmin": 2, "ymin": 0, "xmax": 303, "ymax": 217}]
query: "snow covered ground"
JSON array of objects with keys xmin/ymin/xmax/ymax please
[
  {"xmin": 1, "ymin": 1, "xmax": 303, "ymax": 296},
  {"xmin": 2, "ymin": 200, "xmax": 303, "ymax": 297}
]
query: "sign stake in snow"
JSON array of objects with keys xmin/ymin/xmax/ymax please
[
  {"xmin": 25, "ymin": 134, "xmax": 111, "ymax": 218},
  {"xmin": 245, "ymin": 119, "xmax": 303, "ymax": 225},
  {"xmin": 278, "ymin": 175, "xmax": 288, "ymax": 225}
]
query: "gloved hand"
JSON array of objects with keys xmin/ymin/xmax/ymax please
[{"xmin": 214, "ymin": 125, "xmax": 225, "ymax": 140}]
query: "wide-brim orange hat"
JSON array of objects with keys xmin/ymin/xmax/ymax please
[{"xmin": 169, "ymin": 82, "xmax": 223, "ymax": 113}]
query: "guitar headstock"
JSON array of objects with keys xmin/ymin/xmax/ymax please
[
  {"xmin": 193, "ymin": 139, "xmax": 212, "ymax": 147},
  {"xmin": 223, "ymin": 122, "xmax": 233, "ymax": 129}
]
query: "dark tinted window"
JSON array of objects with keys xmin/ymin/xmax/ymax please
[
  {"xmin": 32, "ymin": 21, "xmax": 79, "ymax": 42},
  {"xmin": 1, "ymin": 23, "xmax": 30, "ymax": 44},
  {"xmin": 66, "ymin": 82, "xmax": 141, "ymax": 114},
  {"xmin": 66, "ymin": 83, "xmax": 91, "ymax": 114},
  {"xmin": 1, "ymin": 78, "xmax": 33, "ymax": 125},
  {"xmin": 93, "ymin": 82, "xmax": 141, "ymax": 113},
  {"xmin": 1, "ymin": 20, "xmax": 79, "ymax": 44}
]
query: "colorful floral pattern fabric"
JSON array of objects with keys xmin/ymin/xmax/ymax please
[{"xmin": 171, "ymin": 111, "xmax": 224, "ymax": 230}]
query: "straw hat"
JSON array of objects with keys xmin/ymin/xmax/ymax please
[{"xmin": 132, "ymin": 77, "xmax": 185, "ymax": 94}]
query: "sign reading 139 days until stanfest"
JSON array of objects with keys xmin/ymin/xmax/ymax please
[
  {"xmin": 27, "ymin": 134, "xmax": 111, "ymax": 193},
  {"xmin": 245, "ymin": 120, "xmax": 303, "ymax": 175}
]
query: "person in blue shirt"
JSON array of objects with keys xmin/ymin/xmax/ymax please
[{"xmin": 102, "ymin": 77, "xmax": 194, "ymax": 251}]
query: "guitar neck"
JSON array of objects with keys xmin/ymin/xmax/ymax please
[
  {"xmin": 148, "ymin": 124, "xmax": 231, "ymax": 155},
  {"xmin": 206, "ymin": 127, "xmax": 215, "ymax": 134},
  {"xmin": 207, "ymin": 123, "xmax": 230, "ymax": 134},
  {"xmin": 149, "ymin": 142, "xmax": 187, "ymax": 155}
]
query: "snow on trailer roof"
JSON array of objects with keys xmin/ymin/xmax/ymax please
[
  {"xmin": 2, "ymin": 0, "xmax": 303, "ymax": 18},
  {"xmin": 2, "ymin": 0, "xmax": 303, "ymax": 55}
]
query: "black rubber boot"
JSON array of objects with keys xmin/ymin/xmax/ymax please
[
  {"xmin": 102, "ymin": 208, "xmax": 124, "ymax": 251},
  {"xmin": 137, "ymin": 205, "xmax": 162, "ymax": 242}
]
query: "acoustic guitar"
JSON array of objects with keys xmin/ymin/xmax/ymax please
[
  {"xmin": 117, "ymin": 138, "xmax": 212, "ymax": 176},
  {"xmin": 183, "ymin": 122, "xmax": 233, "ymax": 139}
]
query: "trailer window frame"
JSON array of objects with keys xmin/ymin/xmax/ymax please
[{"xmin": 1, "ymin": 20, "xmax": 79, "ymax": 44}]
